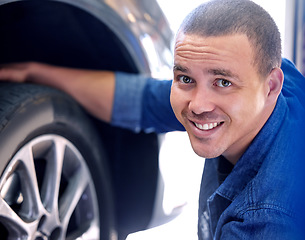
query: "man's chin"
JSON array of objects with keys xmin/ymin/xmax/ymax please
[
  {"xmin": 191, "ymin": 145, "xmax": 223, "ymax": 159},
  {"xmin": 186, "ymin": 134, "xmax": 220, "ymax": 159}
]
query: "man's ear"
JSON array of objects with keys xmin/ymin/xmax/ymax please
[{"xmin": 266, "ymin": 67, "xmax": 284, "ymax": 104}]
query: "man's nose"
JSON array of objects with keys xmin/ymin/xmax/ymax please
[{"xmin": 188, "ymin": 88, "xmax": 216, "ymax": 115}]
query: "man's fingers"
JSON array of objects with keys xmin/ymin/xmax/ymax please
[
  {"xmin": 0, "ymin": 67, "xmax": 24, "ymax": 82},
  {"xmin": 0, "ymin": 63, "xmax": 29, "ymax": 82}
]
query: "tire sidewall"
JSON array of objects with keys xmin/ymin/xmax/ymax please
[{"xmin": 0, "ymin": 83, "xmax": 116, "ymax": 240}]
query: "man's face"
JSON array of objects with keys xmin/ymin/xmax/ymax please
[{"xmin": 170, "ymin": 33, "xmax": 272, "ymax": 164}]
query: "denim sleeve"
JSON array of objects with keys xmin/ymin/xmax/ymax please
[
  {"xmin": 111, "ymin": 72, "xmax": 184, "ymax": 133},
  {"xmin": 111, "ymin": 72, "xmax": 148, "ymax": 132},
  {"xmin": 141, "ymin": 77, "xmax": 185, "ymax": 133}
]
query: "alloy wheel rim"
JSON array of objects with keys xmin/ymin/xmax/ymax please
[{"xmin": 0, "ymin": 134, "xmax": 100, "ymax": 239}]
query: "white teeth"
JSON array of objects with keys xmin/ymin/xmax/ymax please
[{"xmin": 195, "ymin": 122, "xmax": 219, "ymax": 131}]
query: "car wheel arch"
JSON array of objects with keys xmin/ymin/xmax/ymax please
[{"xmin": 0, "ymin": 0, "xmax": 162, "ymax": 238}]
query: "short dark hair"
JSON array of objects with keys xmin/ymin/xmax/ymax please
[{"xmin": 179, "ymin": 0, "xmax": 282, "ymax": 77}]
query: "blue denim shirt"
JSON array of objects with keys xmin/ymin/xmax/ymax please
[
  {"xmin": 112, "ymin": 59, "xmax": 305, "ymax": 239},
  {"xmin": 198, "ymin": 94, "xmax": 304, "ymax": 239}
]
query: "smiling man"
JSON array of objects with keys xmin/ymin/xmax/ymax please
[
  {"xmin": 0, "ymin": 0, "xmax": 304, "ymax": 239},
  {"xmin": 170, "ymin": 1, "xmax": 283, "ymax": 166},
  {"xmin": 170, "ymin": 1, "xmax": 304, "ymax": 239}
]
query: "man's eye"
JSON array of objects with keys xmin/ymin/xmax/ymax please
[
  {"xmin": 215, "ymin": 79, "xmax": 232, "ymax": 88},
  {"xmin": 179, "ymin": 75, "xmax": 192, "ymax": 84}
]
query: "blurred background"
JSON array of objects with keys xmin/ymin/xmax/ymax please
[{"xmin": 127, "ymin": 0, "xmax": 289, "ymax": 239}]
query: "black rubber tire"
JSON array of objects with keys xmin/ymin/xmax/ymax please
[{"xmin": 0, "ymin": 82, "xmax": 116, "ymax": 240}]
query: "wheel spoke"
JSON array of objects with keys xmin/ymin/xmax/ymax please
[
  {"xmin": 40, "ymin": 138, "xmax": 66, "ymax": 214},
  {"xmin": 59, "ymin": 148, "xmax": 91, "ymax": 226},
  {"xmin": 17, "ymin": 143, "xmax": 45, "ymax": 219}
]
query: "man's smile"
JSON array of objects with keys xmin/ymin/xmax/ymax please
[{"xmin": 193, "ymin": 121, "xmax": 223, "ymax": 131}]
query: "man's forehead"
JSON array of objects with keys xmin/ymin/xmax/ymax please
[{"xmin": 174, "ymin": 32, "xmax": 255, "ymax": 71}]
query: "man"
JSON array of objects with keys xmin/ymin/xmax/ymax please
[
  {"xmin": 0, "ymin": 0, "xmax": 304, "ymax": 239},
  {"xmin": 171, "ymin": 1, "xmax": 305, "ymax": 239}
]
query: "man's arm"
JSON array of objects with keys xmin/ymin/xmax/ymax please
[
  {"xmin": 0, "ymin": 62, "xmax": 184, "ymax": 133},
  {"xmin": 0, "ymin": 62, "xmax": 115, "ymax": 122},
  {"xmin": 112, "ymin": 72, "xmax": 184, "ymax": 133}
]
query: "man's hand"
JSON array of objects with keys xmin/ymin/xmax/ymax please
[
  {"xmin": 0, "ymin": 62, "xmax": 115, "ymax": 122},
  {"xmin": 0, "ymin": 62, "xmax": 35, "ymax": 82}
]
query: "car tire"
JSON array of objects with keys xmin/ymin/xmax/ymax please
[{"xmin": 0, "ymin": 82, "xmax": 116, "ymax": 240}]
